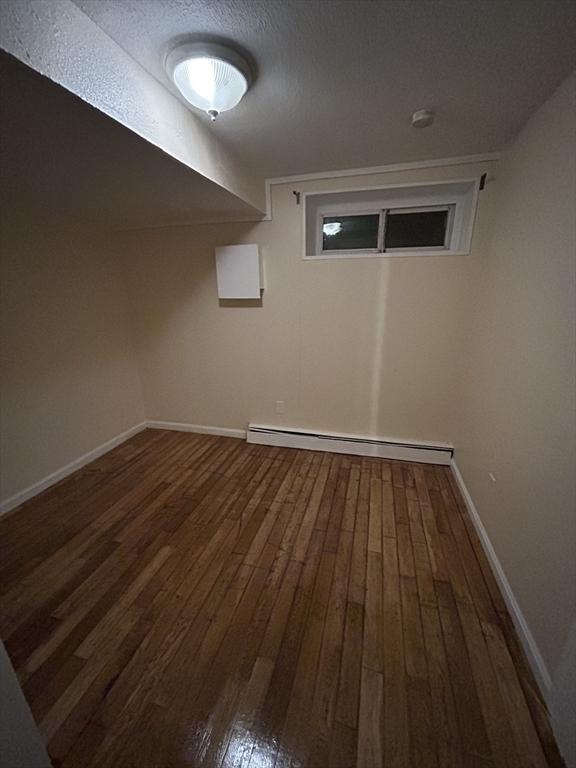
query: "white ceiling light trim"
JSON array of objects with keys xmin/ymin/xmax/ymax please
[{"xmin": 165, "ymin": 42, "xmax": 252, "ymax": 121}]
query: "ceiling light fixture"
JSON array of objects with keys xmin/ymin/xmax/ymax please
[{"xmin": 165, "ymin": 42, "xmax": 252, "ymax": 121}]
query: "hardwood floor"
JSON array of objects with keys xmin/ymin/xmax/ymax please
[{"xmin": 0, "ymin": 429, "xmax": 565, "ymax": 767}]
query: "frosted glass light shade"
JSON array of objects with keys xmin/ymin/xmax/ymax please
[{"xmin": 166, "ymin": 42, "xmax": 251, "ymax": 120}]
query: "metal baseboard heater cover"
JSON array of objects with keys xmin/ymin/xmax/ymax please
[{"xmin": 247, "ymin": 424, "xmax": 453, "ymax": 465}]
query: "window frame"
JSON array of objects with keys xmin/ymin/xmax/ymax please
[{"xmin": 303, "ymin": 178, "xmax": 481, "ymax": 260}]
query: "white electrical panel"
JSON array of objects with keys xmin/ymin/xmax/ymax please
[{"xmin": 215, "ymin": 244, "xmax": 263, "ymax": 299}]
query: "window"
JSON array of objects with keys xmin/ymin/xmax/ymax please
[{"xmin": 304, "ymin": 179, "xmax": 480, "ymax": 259}]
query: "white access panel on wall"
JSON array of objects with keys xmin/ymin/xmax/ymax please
[{"xmin": 215, "ymin": 244, "xmax": 263, "ymax": 299}]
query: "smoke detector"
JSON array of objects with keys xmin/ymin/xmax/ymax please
[{"xmin": 411, "ymin": 109, "xmax": 435, "ymax": 128}]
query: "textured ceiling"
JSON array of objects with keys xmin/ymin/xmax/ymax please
[
  {"xmin": 73, "ymin": 0, "xmax": 576, "ymax": 177},
  {"xmin": 0, "ymin": 53, "xmax": 260, "ymax": 229}
]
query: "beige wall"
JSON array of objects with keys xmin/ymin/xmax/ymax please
[
  {"xmin": 455, "ymin": 72, "xmax": 576, "ymax": 722},
  {"xmin": 117, "ymin": 160, "xmax": 497, "ymax": 444},
  {"xmin": 0, "ymin": 206, "xmax": 145, "ymax": 502}
]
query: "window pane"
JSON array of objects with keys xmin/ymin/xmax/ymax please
[
  {"xmin": 322, "ymin": 214, "xmax": 379, "ymax": 251},
  {"xmin": 385, "ymin": 209, "xmax": 449, "ymax": 249}
]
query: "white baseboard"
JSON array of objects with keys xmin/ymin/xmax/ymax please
[
  {"xmin": 451, "ymin": 460, "xmax": 552, "ymax": 701},
  {"xmin": 248, "ymin": 423, "xmax": 453, "ymax": 465},
  {"xmin": 0, "ymin": 422, "xmax": 148, "ymax": 518},
  {"xmin": 146, "ymin": 420, "xmax": 246, "ymax": 439}
]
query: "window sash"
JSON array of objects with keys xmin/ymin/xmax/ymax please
[
  {"xmin": 383, "ymin": 205, "xmax": 454, "ymax": 252},
  {"xmin": 318, "ymin": 210, "xmax": 383, "ymax": 254}
]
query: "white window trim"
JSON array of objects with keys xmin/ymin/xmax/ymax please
[{"xmin": 303, "ymin": 178, "xmax": 481, "ymax": 260}]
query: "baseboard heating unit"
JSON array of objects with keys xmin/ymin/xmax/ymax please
[{"xmin": 246, "ymin": 424, "xmax": 453, "ymax": 465}]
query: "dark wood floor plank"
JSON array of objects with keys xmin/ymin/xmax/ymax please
[
  {"xmin": 356, "ymin": 665, "xmax": 383, "ymax": 767},
  {"xmin": 363, "ymin": 550, "xmax": 383, "ymax": 673},
  {"xmin": 457, "ymin": 600, "xmax": 521, "ymax": 768},
  {"xmin": 420, "ymin": 602, "xmax": 463, "ymax": 768},
  {"xmin": 348, "ymin": 461, "xmax": 369, "ymax": 607},
  {"xmin": 308, "ymin": 525, "xmax": 354, "ymax": 764},
  {"xmin": 436, "ymin": 580, "xmax": 494, "ymax": 765},
  {"xmin": 382, "ymin": 535, "xmax": 410, "ymax": 767},
  {"xmin": 336, "ymin": 600, "xmax": 363, "ymax": 729},
  {"xmin": 482, "ymin": 619, "xmax": 548, "ymax": 768},
  {"xmin": 368, "ymin": 463, "xmax": 382, "ymax": 554},
  {"xmin": 275, "ymin": 512, "xmax": 335, "ymax": 768}
]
